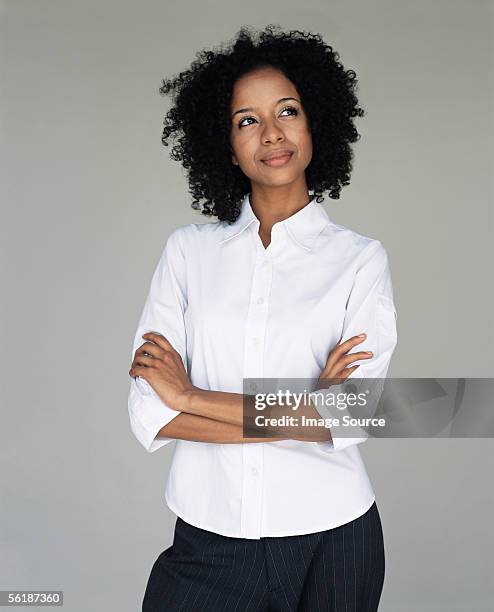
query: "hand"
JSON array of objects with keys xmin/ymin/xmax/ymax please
[
  {"xmin": 128, "ymin": 332, "xmax": 196, "ymax": 411},
  {"xmin": 315, "ymin": 333, "xmax": 373, "ymax": 390}
]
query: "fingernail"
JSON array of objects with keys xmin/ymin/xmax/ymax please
[
  {"xmin": 366, "ymin": 351, "xmax": 373, "ymax": 355},
  {"xmin": 358, "ymin": 333, "xmax": 366, "ymax": 338}
]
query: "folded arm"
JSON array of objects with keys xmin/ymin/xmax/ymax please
[
  {"xmin": 310, "ymin": 240, "xmax": 398, "ymax": 453},
  {"xmin": 128, "ymin": 228, "xmax": 328, "ymax": 452}
]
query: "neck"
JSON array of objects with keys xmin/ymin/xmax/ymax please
[{"xmin": 249, "ymin": 181, "xmax": 312, "ymax": 233}]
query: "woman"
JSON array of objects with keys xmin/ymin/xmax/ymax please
[{"xmin": 128, "ymin": 25, "xmax": 397, "ymax": 611}]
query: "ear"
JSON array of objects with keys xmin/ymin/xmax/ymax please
[{"xmin": 231, "ymin": 154, "xmax": 238, "ymax": 166}]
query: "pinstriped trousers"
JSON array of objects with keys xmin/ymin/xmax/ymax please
[{"xmin": 142, "ymin": 500, "xmax": 385, "ymax": 611}]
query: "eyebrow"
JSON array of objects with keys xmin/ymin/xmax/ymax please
[{"xmin": 231, "ymin": 97, "xmax": 301, "ymax": 119}]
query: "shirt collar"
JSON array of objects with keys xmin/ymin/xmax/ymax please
[{"xmin": 218, "ymin": 193, "xmax": 331, "ymax": 252}]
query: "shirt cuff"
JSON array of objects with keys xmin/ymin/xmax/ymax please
[
  {"xmin": 308, "ymin": 390, "xmax": 369, "ymax": 454},
  {"xmin": 128, "ymin": 391, "xmax": 181, "ymax": 453},
  {"xmin": 316, "ymin": 435, "xmax": 369, "ymax": 454}
]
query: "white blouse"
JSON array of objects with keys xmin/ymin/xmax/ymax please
[{"xmin": 127, "ymin": 193, "xmax": 398, "ymax": 539}]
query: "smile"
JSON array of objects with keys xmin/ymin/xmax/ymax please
[{"xmin": 261, "ymin": 152, "xmax": 294, "ymax": 167}]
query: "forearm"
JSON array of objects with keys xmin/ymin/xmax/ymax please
[
  {"xmin": 180, "ymin": 388, "xmax": 332, "ymax": 443},
  {"xmin": 183, "ymin": 388, "xmax": 246, "ymax": 427},
  {"xmin": 156, "ymin": 411, "xmax": 291, "ymax": 444}
]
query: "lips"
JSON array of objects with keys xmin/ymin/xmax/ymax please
[
  {"xmin": 261, "ymin": 151, "xmax": 294, "ymax": 167},
  {"xmin": 261, "ymin": 148, "xmax": 294, "ymax": 161}
]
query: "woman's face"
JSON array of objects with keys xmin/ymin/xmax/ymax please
[{"xmin": 229, "ymin": 66, "xmax": 313, "ymax": 189}]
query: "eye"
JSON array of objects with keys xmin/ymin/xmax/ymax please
[
  {"xmin": 237, "ymin": 105, "xmax": 300, "ymax": 129},
  {"xmin": 238, "ymin": 115, "xmax": 256, "ymax": 129},
  {"xmin": 279, "ymin": 105, "xmax": 299, "ymax": 117}
]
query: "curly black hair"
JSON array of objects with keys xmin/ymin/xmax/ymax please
[{"xmin": 159, "ymin": 24, "xmax": 365, "ymax": 223}]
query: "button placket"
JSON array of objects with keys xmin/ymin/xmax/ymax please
[{"xmin": 240, "ymin": 248, "xmax": 272, "ymax": 538}]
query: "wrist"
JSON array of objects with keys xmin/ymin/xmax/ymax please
[{"xmin": 180, "ymin": 385, "xmax": 201, "ymax": 413}]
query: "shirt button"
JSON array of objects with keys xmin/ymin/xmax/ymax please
[
  {"xmin": 249, "ymin": 382, "xmax": 258, "ymax": 392},
  {"xmin": 252, "ymin": 337, "xmax": 260, "ymax": 346},
  {"xmin": 251, "ymin": 467, "xmax": 259, "ymax": 476},
  {"xmin": 256, "ymin": 297, "xmax": 264, "ymax": 305}
]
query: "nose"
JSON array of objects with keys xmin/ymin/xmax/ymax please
[{"xmin": 261, "ymin": 119, "xmax": 285, "ymax": 144}]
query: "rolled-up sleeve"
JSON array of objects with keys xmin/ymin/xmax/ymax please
[
  {"xmin": 310, "ymin": 240, "xmax": 398, "ymax": 453},
  {"xmin": 128, "ymin": 228, "xmax": 188, "ymax": 453}
]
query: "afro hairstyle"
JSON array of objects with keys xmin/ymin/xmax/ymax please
[{"xmin": 159, "ymin": 24, "xmax": 365, "ymax": 223}]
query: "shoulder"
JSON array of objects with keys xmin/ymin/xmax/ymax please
[
  {"xmin": 320, "ymin": 218, "xmax": 389, "ymax": 265},
  {"xmin": 165, "ymin": 220, "xmax": 228, "ymax": 252}
]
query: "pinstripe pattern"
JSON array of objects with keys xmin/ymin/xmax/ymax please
[{"xmin": 142, "ymin": 501, "xmax": 385, "ymax": 611}]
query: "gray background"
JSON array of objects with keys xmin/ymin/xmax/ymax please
[{"xmin": 1, "ymin": 0, "xmax": 493, "ymax": 610}]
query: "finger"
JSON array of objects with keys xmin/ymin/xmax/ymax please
[
  {"xmin": 132, "ymin": 353, "xmax": 156, "ymax": 368},
  {"xmin": 142, "ymin": 332, "xmax": 177, "ymax": 353},
  {"xmin": 129, "ymin": 364, "xmax": 154, "ymax": 379},
  {"xmin": 325, "ymin": 333, "xmax": 368, "ymax": 370},
  {"xmin": 336, "ymin": 350, "xmax": 374, "ymax": 368},
  {"xmin": 316, "ymin": 365, "xmax": 360, "ymax": 386},
  {"xmin": 336, "ymin": 364, "xmax": 361, "ymax": 379},
  {"xmin": 136, "ymin": 341, "xmax": 163, "ymax": 359},
  {"xmin": 142, "ymin": 332, "xmax": 175, "ymax": 352},
  {"xmin": 335, "ymin": 333, "xmax": 369, "ymax": 355}
]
